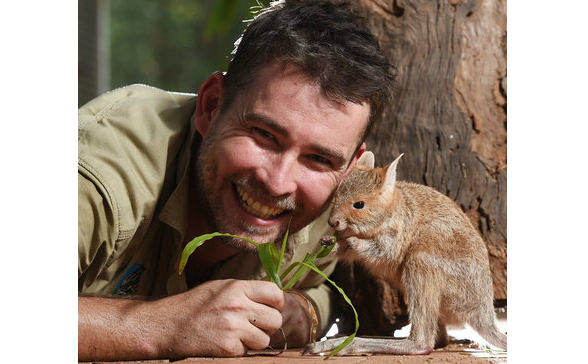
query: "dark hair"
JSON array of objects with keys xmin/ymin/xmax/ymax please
[{"xmin": 221, "ymin": 0, "xmax": 396, "ymax": 141}]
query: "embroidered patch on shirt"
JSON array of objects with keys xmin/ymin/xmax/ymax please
[{"xmin": 113, "ymin": 263, "xmax": 145, "ymax": 296}]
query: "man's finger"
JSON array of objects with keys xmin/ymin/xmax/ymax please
[
  {"xmin": 241, "ymin": 324, "xmax": 271, "ymax": 351},
  {"xmin": 247, "ymin": 301, "xmax": 283, "ymax": 334},
  {"xmin": 242, "ymin": 281, "xmax": 285, "ymax": 312}
]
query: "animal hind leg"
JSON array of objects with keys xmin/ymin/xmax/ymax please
[
  {"xmin": 306, "ymin": 272, "xmax": 442, "ymax": 355},
  {"xmin": 393, "ymin": 258, "xmax": 443, "ymax": 355},
  {"xmin": 435, "ymin": 320, "xmax": 449, "ymax": 349},
  {"xmin": 304, "ymin": 295, "xmax": 441, "ymax": 356},
  {"xmin": 395, "ymin": 292, "xmax": 440, "ymax": 354}
]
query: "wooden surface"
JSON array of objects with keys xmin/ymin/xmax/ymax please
[{"xmin": 80, "ymin": 343, "xmax": 506, "ymax": 363}]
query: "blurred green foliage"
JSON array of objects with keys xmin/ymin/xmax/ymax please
[{"xmin": 111, "ymin": 0, "xmax": 267, "ymax": 93}]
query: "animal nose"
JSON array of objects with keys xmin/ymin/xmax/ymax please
[{"xmin": 329, "ymin": 219, "xmax": 340, "ymax": 228}]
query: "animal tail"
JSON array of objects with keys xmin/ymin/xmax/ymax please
[{"xmin": 471, "ymin": 313, "xmax": 507, "ymax": 351}]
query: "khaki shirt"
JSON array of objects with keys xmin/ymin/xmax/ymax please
[{"xmin": 78, "ymin": 84, "xmax": 337, "ymax": 333}]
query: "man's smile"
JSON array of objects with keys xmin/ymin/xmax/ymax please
[{"xmin": 235, "ymin": 184, "xmax": 286, "ymax": 220}]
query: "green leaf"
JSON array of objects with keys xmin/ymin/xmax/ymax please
[
  {"xmin": 178, "ymin": 232, "xmax": 259, "ymax": 274},
  {"xmin": 276, "ymin": 218, "xmax": 291, "ymax": 274},
  {"xmin": 278, "ymin": 261, "xmax": 298, "ymax": 283},
  {"xmin": 280, "ymin": 233, "xmax": 335, "ymax": 290},
  {"xmin": 281, "ymin": 253, "xmax": 314, "ymax": 291},
  {"xmin": 258, "ymin": 242, "xmax": 283, "ymax": 289}
]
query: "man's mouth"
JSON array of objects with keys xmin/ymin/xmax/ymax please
[{"xmin": 236, "ymin": 185, "xmax": 286, "ymax": 220}]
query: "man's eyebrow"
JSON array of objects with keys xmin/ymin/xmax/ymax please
[
  {"xmin": 244, "ymin": 111, "xmax": 348, "ymax": 167},
  {"xmin": 244, "ymin": 112, "xmax": 288, "ymax": 136},
  {"xmin": 312, "ymin": 144, "xmax": 348, "ymax": 167}
]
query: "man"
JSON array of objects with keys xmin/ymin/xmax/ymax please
[{"xmin": 78, "ymin": 0, "xmax": 395, "ymax": 360}]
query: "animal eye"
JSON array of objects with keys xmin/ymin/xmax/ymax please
[{"xmin": 353, "ymin": 201, "xmax": 365, "ymax": 209}]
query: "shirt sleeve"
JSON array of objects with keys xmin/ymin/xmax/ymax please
[{"xmin": 78, "ymin": 172, "xmax": 118, "ymax": 287}]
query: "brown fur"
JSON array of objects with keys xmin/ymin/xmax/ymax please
[{"xmin": 306, "ymin": 152, "xmax": 506, "ymax": 355}]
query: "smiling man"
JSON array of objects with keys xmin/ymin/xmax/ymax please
[
  {"xmin": 195, "ymin": 62, "xmax": 371, "ymax": 249},
  {"xmin": 78, "ymin": 0, "xmax": 395, "ymax": 361}
]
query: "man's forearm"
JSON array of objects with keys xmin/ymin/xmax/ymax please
[
  {"xmin": 79, "ymin": 279, "xmax": 287, "ymax": 361},
  {"xmin": 78, "ymin": 296, "xmax": 161, "ymax": 361}
]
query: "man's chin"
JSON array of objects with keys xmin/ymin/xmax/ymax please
[
  {"xmin": 217, "ymin": 223, "xmax": 281, "ymax": 250},
  {"xmin": 223, "ymin": 237, "xmax": 260, "ymax": 253}
]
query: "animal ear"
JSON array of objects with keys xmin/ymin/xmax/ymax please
[
  {"xmin": 356, "ymin": 151, "xmax": 375, "ymax": 168},
  {"xmin": 383, "ymin": 153, "xmax": 404, "ymax": 192}
]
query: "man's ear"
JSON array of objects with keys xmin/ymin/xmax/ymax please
[
  {"xmin": 341, "ymin": 142, "xmax": 367, "ymax": 180},
  {"xmin": 356, "ymin": 151, "xmax": 375, "ymax": 168},
  {"xmin": 195, "ymin": 72, "xmax": 224, "ymax": 137}
]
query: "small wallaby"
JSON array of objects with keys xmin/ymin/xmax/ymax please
[{"xmin": 306, "ymin": 152, "xmax": 507, "ymax": 355}]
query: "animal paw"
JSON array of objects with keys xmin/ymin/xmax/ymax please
[{"xmin": 319, "ymin": 235, "xmax": 336, "ymax": 247}]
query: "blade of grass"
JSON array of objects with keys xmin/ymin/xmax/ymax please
[
  {"xmin": 281, "ymin": 253, "xmax": 314, "ymax": 291},
  {"xmin": 276, "ymin": 218, "xmax": 291, "ymax": 274},
  {"xmin": 279, "ymin": 261, "xmax": 298, "ymax": 282},
  {"xmin": 258, "ymin": 242, "xmax": 283, "ymax": 289},
  {"xmin": 280, "ymin": 237, "xmax": 336, "ymax": 291},
  {"xmin": 178, "ymin": 232, "xmax": 259, "ymax": 274}
]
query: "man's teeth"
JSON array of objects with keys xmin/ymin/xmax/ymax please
[{"xmin": 236, "ymin": 185, "xmax": 284, "ymax": 219}]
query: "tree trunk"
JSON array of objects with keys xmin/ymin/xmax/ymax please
[{"xmin": 330, "ymin": 0, "xmax": 507, "ymax": 336}]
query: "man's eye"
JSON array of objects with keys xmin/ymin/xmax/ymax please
[
  {"xmin": 252, "ymin": 127, "xmax": 275, "ymax": 141},
  {"xmin": 308, "ymin": 154, "xmax": 333, "ymax": 167}
]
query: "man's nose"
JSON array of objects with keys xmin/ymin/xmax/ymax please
[{"xmin": 257, "ymin": 154, "xmax": 297, "ymax": 197}]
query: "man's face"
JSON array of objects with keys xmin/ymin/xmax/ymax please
[{"xmin": 196, "ymin": 63, "xmax": 370, "ymax": 250}]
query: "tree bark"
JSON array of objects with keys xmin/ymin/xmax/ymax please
[{"xmin": 330, "ymin": 0, "xmax": 507, "ymax": 336}]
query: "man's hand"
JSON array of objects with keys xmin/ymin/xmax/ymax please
[
  {"xmin": 269, "ymin": 290, "xmax": 316, "ymax": 348},
  {"xmin": 78, "ymin": 279, "xmax": 285, "ymax": 361}
]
